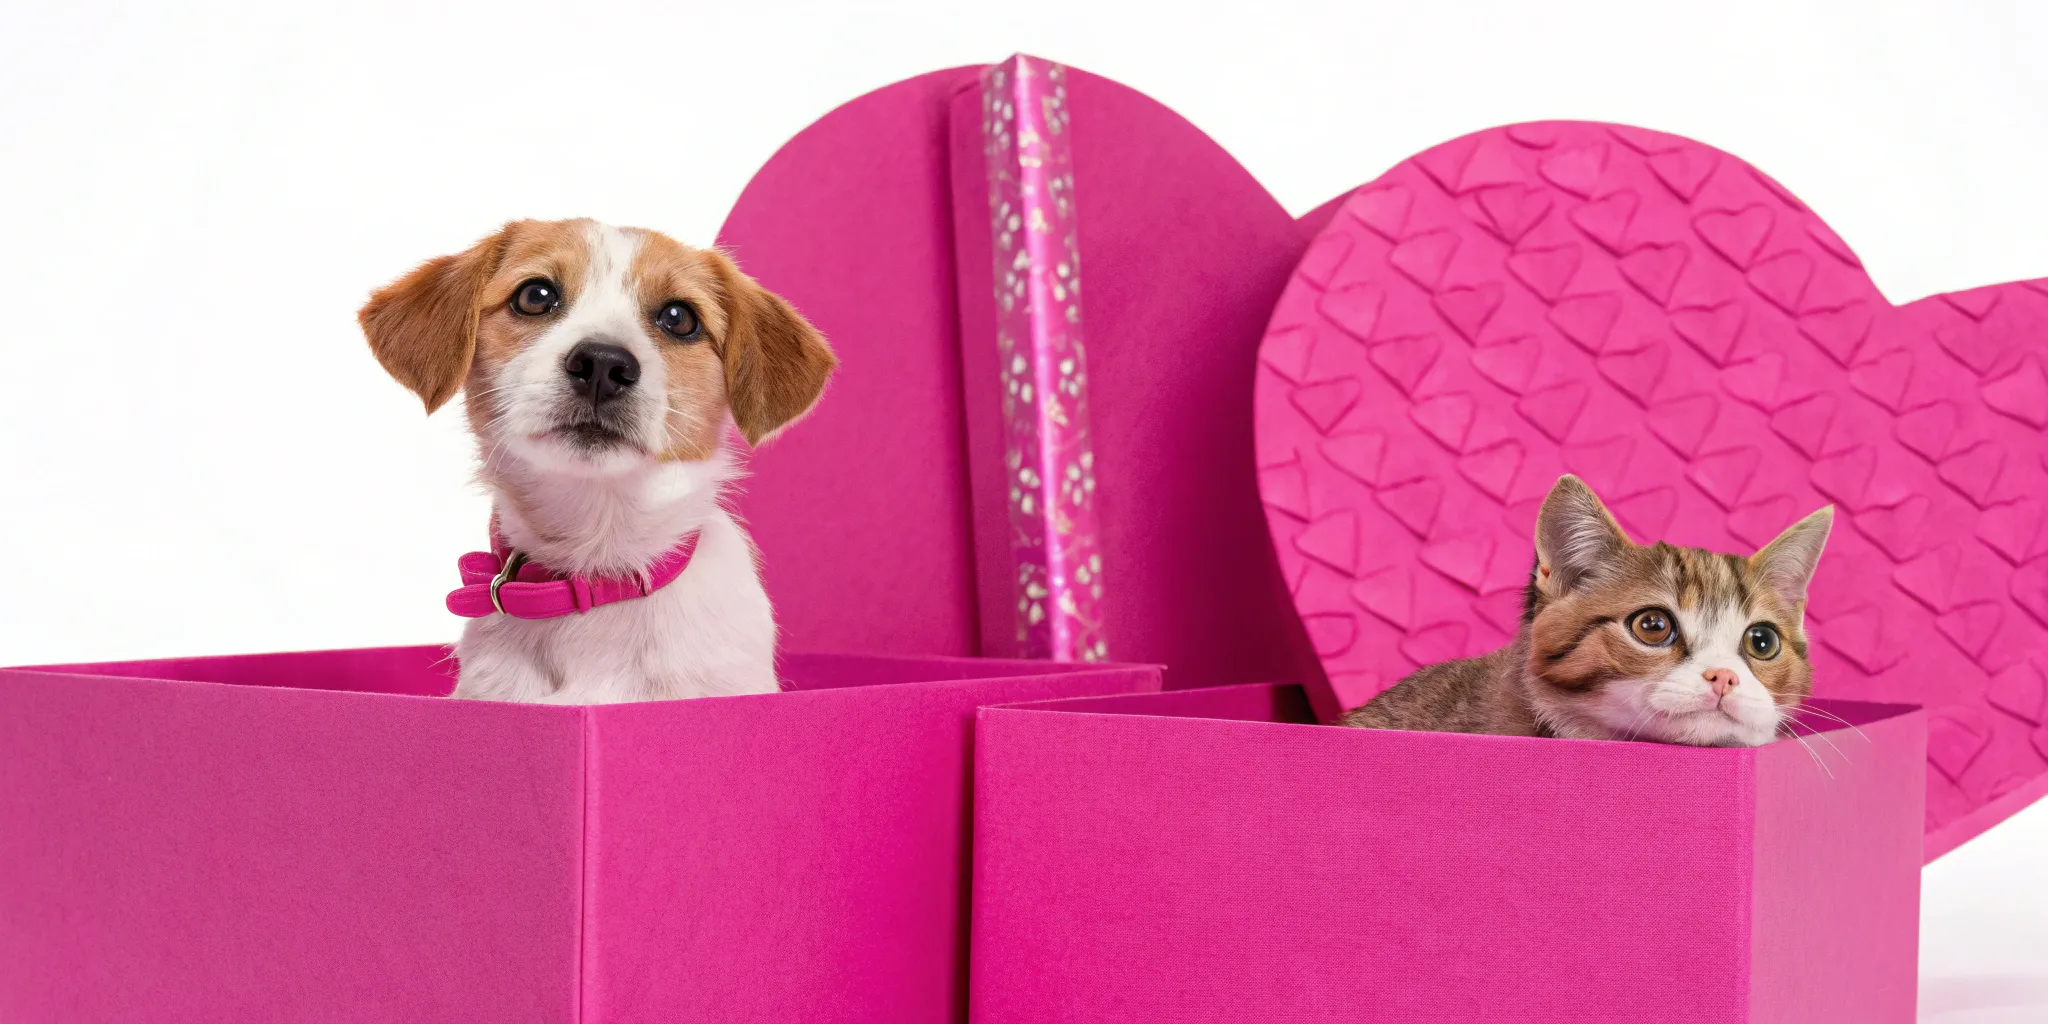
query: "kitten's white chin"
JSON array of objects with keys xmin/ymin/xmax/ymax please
[
  {"xmin": 1582, "ymin": 684, "xmax": 1783, "ymax": 747},
  {"xmin": 1661, "ymin": 708, "xmax": 1781, "ymax": 748}
]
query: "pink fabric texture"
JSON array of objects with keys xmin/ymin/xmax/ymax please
[
  {"xmin": 719, "ymin": 68, "xmax": 989, "ymax": 659},
  {"xmin": 970, "ymin": 683, "xmax": 1925, "ymax": 1023},
  {"xmin": 0, "ymin": 646, "xmax": 1162, "ymax": 1023},
  {"xmin": 445, "ymin": 531, "xmax": 700, "ymax": 619},
  {"xmin": 1253, "ymin": 121, "xmax": 2048, "ymax": 856}
]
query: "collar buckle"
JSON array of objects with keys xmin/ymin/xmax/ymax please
[{"xmin": 489, "ymin": 551, "xmax": 530, "ymax": 616}]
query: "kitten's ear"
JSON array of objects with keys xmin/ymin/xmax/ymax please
[
  {"xmin": 1752, "ymin": 506, "xmax": 1834, "ymax": 608},
  {"xmin": 1533, "ymin": 474, "xmax": 1631, "ymax": 596}
]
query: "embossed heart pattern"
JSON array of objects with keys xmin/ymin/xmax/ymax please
[{"xmin": 1254, "ymin": 121, "xmax": 2048, "ymax": 853}]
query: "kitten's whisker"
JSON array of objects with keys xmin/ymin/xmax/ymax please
[
  {"xmin": 1619, "ymin": 705, "xmax": 1657, "ymax": 743},
  {"xmin": 1787, "ymin": 728, "xmax": 1833, "ymax": 780},
  {"xmin": 1778, "ymin": 719, "xmax": 1840, "ymax": 779},
  {"xmin": 1785, "ymin": 704, "xmax": 1870, "ymax": 744},
  {"xmin": 1782, "ymin": 709, "xmax": 1861, "ymax": 766},
  {"xmin": 1786, "ymin": 716, "xmax": 1851, "ymax": 767}
]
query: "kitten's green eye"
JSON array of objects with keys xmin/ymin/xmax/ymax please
[
  {"xmin": 1627, "ymin": 608, "xmax": 1676, "ymax": 647},
  {"xmin": 1744, "ymin": 623, "xmax": 1782, "ymax": 660}
]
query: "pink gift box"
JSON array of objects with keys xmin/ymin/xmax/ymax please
[
  {"xmin": 0, "ymin": 645, "xmax": 1160, "ymax": 1023},
  {"xmin": 971, "ymin": 683, "xmax": 1925, "ymax": 1023}
]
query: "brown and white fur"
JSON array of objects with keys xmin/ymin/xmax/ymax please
[
  {"xmin": 1341, "ymin": 474, "xmax": 1833, "ymax": 747},
  {"xmin": 359, "ymin": 219, "xmax": 835, "ymax": 703}
]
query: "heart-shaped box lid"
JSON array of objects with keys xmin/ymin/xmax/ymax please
[{"xmin": 1254, "ymin": 120, "xmax": 2048, "ymax": 858}]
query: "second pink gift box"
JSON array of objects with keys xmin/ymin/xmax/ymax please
[
  {"xmin": 0, "ymin": 646, "xmax": 1160, "ymax": 1024},
  {"xmin": 971, "ymin": 683, "xmax": 1925, "ymax": 1023}
]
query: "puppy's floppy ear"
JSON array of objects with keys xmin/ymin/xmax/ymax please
[
  {"xmin": 358, "ymin": 230, "xmax": 506, "ymax": 414},
  {"xmin": 709, "ymin": 253, "xmax": 836, "ymax": 446}
]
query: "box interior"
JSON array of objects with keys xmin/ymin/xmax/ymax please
[
  {"xmin": 25, "ymin": 645, "xmax": 460, "ymax": 696},
  {"xmin": 1002, "ymin": 680, "xmax": 1915, "ymax": 741},
  {"xmin": 22, "ymin": 645, "xmax": 1140, "ymax": 699}
]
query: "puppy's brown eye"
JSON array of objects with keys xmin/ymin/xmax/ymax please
[
  {"xmin": 1628, "ymin": 608, "xmax": 1675, "ymax": 647},
  {"xmin": 654, "ymin": 300, "xmax": 700, "ymax": 340},
  {"xmin": 1744, "ymin": 623, "xmax": 1782, "ymax": 660},
  {"xmin": 511, "ymin": 279, "xmax": 560, "ymax": 316}
]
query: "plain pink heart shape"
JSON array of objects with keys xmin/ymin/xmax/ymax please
[
  {"xmin": 720, "ymin": 65, "xmax": 1330, "ymax": 695},
  {"xmin": 1254, "ymin": 121, "xmax": 2048, "ymax": 855}
]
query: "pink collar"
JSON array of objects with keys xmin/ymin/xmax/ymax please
[{"xmin": 446, "ymin": 529, "xmax": 702, "ymax": 620}]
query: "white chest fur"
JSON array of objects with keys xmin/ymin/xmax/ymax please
[{"xmin": 451, "ymin": 508, "xmax": 780, "ymax": 704}]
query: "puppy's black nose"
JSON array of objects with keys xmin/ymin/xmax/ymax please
[{"xmin": 563, "ymin": 340, "xmax": 640, "ymax": 404}]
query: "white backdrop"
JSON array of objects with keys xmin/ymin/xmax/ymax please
[{"xmin": 1, "ymin": 1, "xmax": 2043, "ymax": 1017}]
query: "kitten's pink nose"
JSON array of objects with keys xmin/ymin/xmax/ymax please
[{"xmin": 1703, "ymin": 668, "xmax": 1738, "ymax": 699}]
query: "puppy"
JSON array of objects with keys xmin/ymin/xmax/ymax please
[{"xmin": 359, "ymin": 219, "xmax": 835, "ymax": 703}]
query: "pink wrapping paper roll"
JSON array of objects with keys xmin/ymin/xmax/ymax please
[{"xmin": 978, "ymin": 56, "xmax": 1109, "ymax": 661}]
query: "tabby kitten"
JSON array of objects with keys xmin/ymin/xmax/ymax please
[{"xmin": 1340, "ymin": 474, "xmax": 1833, "ymax": 747}]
